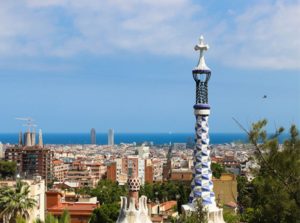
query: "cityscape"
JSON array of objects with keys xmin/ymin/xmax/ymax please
[{"xmin": 0, "ymin": 1, "xmax": 299, "ymax": 223}]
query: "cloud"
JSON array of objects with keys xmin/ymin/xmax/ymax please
[
  {"xmin": 211, "ymin": 1, "xmax": 300, "ymax": 70},
  {"xmin": 0, "ymin": 0, "xmax": 299, "ymax": 70}
]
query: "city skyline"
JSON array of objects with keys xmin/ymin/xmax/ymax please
[{"xmin": 0, "ymin": 0, "xmax": 299, "ymax": 133}]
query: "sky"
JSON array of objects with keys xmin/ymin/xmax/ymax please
[{"xmin": 0, "ymin": 0, "xmax": 299, "ymax": 133}]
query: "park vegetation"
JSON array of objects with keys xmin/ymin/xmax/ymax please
[
  {"xmin": 236, "ymin": 120, "xmax": 300, "ymax": 222},
  {"xmin": 0, "ymin": 161, "xmax": 16, "ymax": 179}
]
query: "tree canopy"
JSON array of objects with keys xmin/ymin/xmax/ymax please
[
  {"xmin": 238, "ymin": 120, "xmax": 300, "ymax": 222},
  {"xmin": 0, "ymin": 161, "xmax": 16, "ymax": 179},
  {"xmin": 211, "ymin": 162, "xmax": 225, "ymax": 179}
]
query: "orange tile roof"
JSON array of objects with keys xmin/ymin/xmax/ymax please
[
  {"xmin": 53, "ymin": 160, "xmax": 63, "ymax": 165},
  {"xmin": 47, "ymin": 203, "xmax": 98, "ymax": 216}
]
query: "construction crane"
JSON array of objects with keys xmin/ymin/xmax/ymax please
[{"xmin": 15, "ymin": 117, "xmax": 37, "ymax": 132}]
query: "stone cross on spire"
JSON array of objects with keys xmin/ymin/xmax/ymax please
[{"xmin": 194, "ymin": 35, "xmax": 210, "ymax": 72}]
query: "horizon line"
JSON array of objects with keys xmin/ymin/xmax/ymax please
[{"xmin": 0, "ymin": 132, "xmax": 246, "ymax": 134}]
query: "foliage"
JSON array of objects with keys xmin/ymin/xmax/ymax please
[
  {"xmin": 15, "ymin": 216, "xmax": 26, "ymax": 223},
  {"xmin": 83, "ymin": 180, "xmax": 191, "ymax": 222},
  {"xmin": 33, "ymin": 219, "xmax": 43, "ymax": 223},
  {"xmin": 177, "ymin": 198, "xmax": 208, "ymax": 223},
  {"xmin": 139, "ymin": 181, "xmax": 190, "ymax": 204},
  {"xmin": 42, "ymin": 211, "xmax": 71, "ymax": 223},
  {"xmin": 238, "ymin": 120, "xmax": 300, "ymax": 223},
  {"xmin": 0, "ymin": 180, "xmax": 37, "ymax": 223},
  {"xmin": 223, "ymin": 209, "xmax": 239, "ymax": 223},
  {"xmin": 177, "ymin": 183, "xmax": 188, "ymax": 214},
  {"xmin": 44, "ymin": 213, "xmax": 59, "ymax": 223},
  {"xmin": 211, "ymin": 162, "xmax": 225, "ymax": 179},
  {"xmin": 89, "ymin": 203, "xmax": 119, "ymax": 223},
  {"xmin": 86, "ymin": 180, "xmax": 127, "ymax": 205},
  {"xmin": 236, "ymin": 176, "xmax": 253, "ymax": 209},
  {"xmin": 0, "ymin": 161, "xmax": 16, "ymax": 179},
  {"xmin": 59, "ymin": 210, "xmax": 71, "ymax": 223}
]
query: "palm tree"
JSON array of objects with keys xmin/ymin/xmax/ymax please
[
  {"xmin": 43, "ymin": 211, "xmax": 71, "ymax": 223},
  {"xmin": 0, "ymin": 180, "xmax": 37, "ymax": 223},
  {"xmin": 59, "ymin": 210, "xmax": 70, "ymax": 223},
  {"xmin": 15, "ymin": 216, "xmax": 26, "ymax": 223},
  {"xmin": 44, "ymin": 213, "xmax": 58, "ymax": 223}
]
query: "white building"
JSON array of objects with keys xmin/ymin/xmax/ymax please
[
  {"xmin": 138, "ymin": 145, "xmax": 150, "ymax": 159},
  {"xmin": 138, "ymin": 158, "xmax": 145, "ymax": 185}
]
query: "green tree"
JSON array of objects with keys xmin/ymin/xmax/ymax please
[
  {"xmin": 140, "ymin": 181, "xmax": 191, "ymax": 204},
  {"xmin": 177, "ymin": 183, "xmax": 188, "ymax": 214},
  {"xmin": 89, "ymin": 180, "xmax": 126, "ymax": 205},
  {"xmin": 237, "ymin": 120, "xmax": 300, "ymax": 222},
  {"xmin": 140, "ymin": 183, "xmax": 154, "ymax": 201},
  {"xmin": 0, "ymin": 161, "xmax": 17, "ymax": 179},
  {"xmin": 223, "ymin": 209, "xmax": 239, "ymax": 223},
  {"xmin": 236, "ymin": 176, "xmax": 252, "ymax": 209},
  {"xmin": 211, "ymin": 163, "xmax": 225, "ymax": 179},
  {"xmin": 89, "ymin": 203, "xmax": 119, "ymax": 223},
  {"xmin": 0, "ymin": 180, "xmax": 37, "ymax": 223}
]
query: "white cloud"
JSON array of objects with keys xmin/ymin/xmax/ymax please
[
  {"xmin": 211, "ymin": 1, "xmax": 300, "ymax": 70},
  {"xmin": 0, "ymin": 0, "xmax": 299, "ymax": 70}
]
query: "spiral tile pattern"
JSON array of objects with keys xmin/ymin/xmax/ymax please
[{"xmin": 189, "ymin": 111, "xmax": 216, "ymax": 206}]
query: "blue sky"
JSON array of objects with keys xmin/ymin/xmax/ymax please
[{"xmin": 0, "ymin": 0, "xmax": 299, "ymax": 133}]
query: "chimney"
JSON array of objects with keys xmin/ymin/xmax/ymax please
[
  {"xmin": 127, "ymin": 171, "xmax": 140, "ymax": 208},
  {"xmin": 46, "ymin": 191, "xmax": 62, "ymax": 208}
]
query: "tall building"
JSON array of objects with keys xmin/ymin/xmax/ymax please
[
  {"xmin": 90, "ymin": 128, "xmax": 96, "ymax": 144},
  {"xmin": 38, "ymin": 129, "xmax": 43, "ymax": 148},
  {"xmin": 18, "ymin": 131, "xmax": 23, "ymax": 146},
  {"xmin": 145, "ymin": 159, "xmax": 153, "ymax": 184},
  {"xmin": 108, "ymin": 128, "xmax": 114, "ymax": 146},
  {"xmin": 121, "ymin": 156, "xmax": 145, "ymax": 185},
  {"xmin": 52, "ymin": 159, "xmax": 69, "ymax": 182},
  {"xmin": 182, "ymin": 36, "xmax": 224, "ymax": 223},
  {"xmin": 66, "ymin": 162, "xmax": 98, "ymax": 188},
  {"xmin": 106, "ymin": 162, "xmax": 117, "ymax": 182},
  {"xmin": 5, "ymin": 131, "xmax": 53, "ymax": 184}
]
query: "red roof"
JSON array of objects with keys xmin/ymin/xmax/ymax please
[
  {"xmin": 46, "ymin": 191, "xmax": 98, "ymax": 217},
  {"xmin": 53, "ymin": 159, "xmax": 63, "ymax": 165}
]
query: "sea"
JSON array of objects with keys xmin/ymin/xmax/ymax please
[
  {"xmin": 0, "ymin": 132, "xmax": 289, "ymax": 145},
  {"xmin": 0, "ymin": 133, "xmax": 249, "ymax": 145}
]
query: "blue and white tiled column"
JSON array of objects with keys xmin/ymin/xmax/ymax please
[{"xmin": 189, "ymin": 104, "xmax": 216, "ymax": 207}]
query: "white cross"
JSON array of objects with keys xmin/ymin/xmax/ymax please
[{"xmin": 194, "ymin": 35, "xmax": 210, "ymax": 71}]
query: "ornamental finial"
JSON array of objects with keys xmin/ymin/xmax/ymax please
[{"xmin": 194, "ymin": 35, "xmax": 210, "ymax": 72}]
